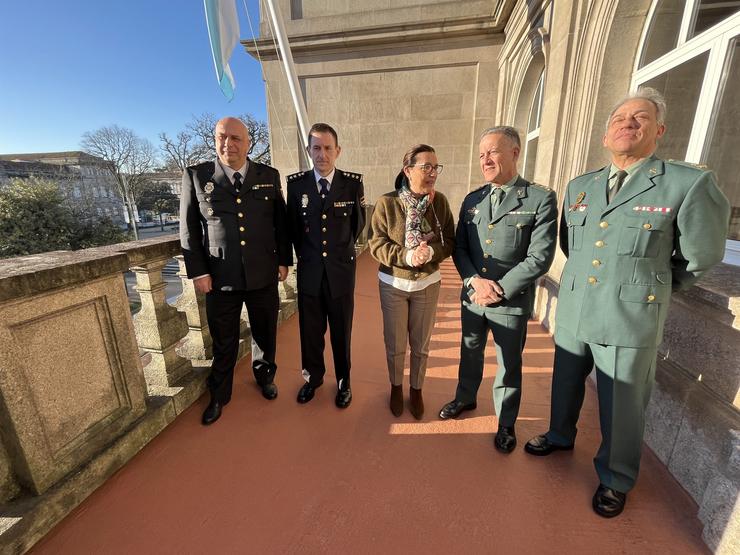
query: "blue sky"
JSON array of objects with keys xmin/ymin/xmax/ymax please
[{"xmin": 0, "ymin": 0, "xmax": 266, "ymax": 155}]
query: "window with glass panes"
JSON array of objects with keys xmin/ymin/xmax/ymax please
[
  {"xmin": 633, "ymin": 0, "xmax": 740, "ymax": 258},
  {"xmin": 522, "ymin": 71, "xmax": 544, "ymax": 183}
]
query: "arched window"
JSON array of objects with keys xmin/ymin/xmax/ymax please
[
  {"xmin": 633, "ymin": 1, "xmax": 740, "ymax": 259},
  {"xmin": 522, "ymin": 70, "xmax": 544, "ymax": 183}
]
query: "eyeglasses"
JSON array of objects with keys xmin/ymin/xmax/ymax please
[{"xmin": 408, "ymin": 164, "xmax": 444, "ymax": 175}]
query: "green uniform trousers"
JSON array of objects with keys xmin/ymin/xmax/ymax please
[
  {"xmin": 545, "ymin": 326, "xmax": 657, "ymax": 493},
  {"xmin": 455, "ymin": 302, "xmax": 528, "ymax": 428}
]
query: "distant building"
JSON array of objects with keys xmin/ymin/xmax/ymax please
[
  {"xmin": 0, "ymin": 151, "xmax": 125, "ymax": 224},
  {"xmin": 143, "ymin": 171, "xmax": 182, "ymax": 198},
  {"xmin": 139, "ymin": 171, "xmax": 182, "ymax": 224}
]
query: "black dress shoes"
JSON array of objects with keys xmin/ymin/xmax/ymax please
[
  {"xmin": 297, "ymin": 380, "xmax": 323, "ymax": 404},
  {"xmin": 335, "ymin": 386, "xmax": 352, "ymax": 409},
  {"xmin": 494, "ymin": 426, "xmax": 517, "ymax": 453},
  {"xmin": 524, "ymin": 434, "xmax": 574, "ymax": 456},
  {"xmin": 201, "ymin": 398, "xmax": 223, "ymax": 426},
  {"xmin": 438, "ymin": 399, "xmax": 477, "ymax": 420},
  {"xmin": 592, "ymin": 484, "xmax": 627, "ymax": 518},
  {"xmin": 260, "ymin": 382, "xmax": 278, "ymax": 400}
]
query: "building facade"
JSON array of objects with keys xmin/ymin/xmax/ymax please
[
  {"xmin": 0, "ymin": 151, "xmax": 125, "ymax": 224},
  {"xmin": 248, "ymin": 1, "xmax": 739, "ymax": 551}
]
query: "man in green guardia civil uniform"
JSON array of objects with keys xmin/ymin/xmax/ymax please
[
  {"xmin": 439, "ymin": 126, "xmax": 558, "ymax": 454},
  {"xmin": 525, "ymin": 87, "xmax": 730, "ymax": 518}
]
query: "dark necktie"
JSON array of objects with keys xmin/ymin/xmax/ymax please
[
  {"xmin": 233, "ymin": 172, "xmax": 242, "ymax": 193},
  {"xmin": 608, "ymin": 170, "xmax": 627, "ymax": 204},
  {"xmin": 319, "ymin": 178, "xmax": 330, "ymax": 206},
  {"xmin": 319, "ymin": 178, "xmax": 330, "ymax": 197}
]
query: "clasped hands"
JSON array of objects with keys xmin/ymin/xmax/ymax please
[
  {"xmin": 411, "ymin": 241, "xmax": 432, "ymax": 267},
  {"xmin": 469, "ymin": 276, "xmax": 504, "ymax": 306}
]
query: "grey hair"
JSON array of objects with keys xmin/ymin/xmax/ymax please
[
  {"xmin": 479, "ymin": 126, "xmax": 521, "ymax": 149},
  {"xmin": 605, "ymin": 86, "xmax": 667, "ymax": 131}
]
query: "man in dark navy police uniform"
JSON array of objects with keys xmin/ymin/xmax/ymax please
[
  {"xmin": 180, "ymin": 117, "xmax": 292, "ymax": 425},
  {"xmin": 286, "ymin": 123, "xmax": 365, "ymax": 408}
]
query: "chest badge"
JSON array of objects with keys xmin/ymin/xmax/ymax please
[
  {"xmin": 207, "ymin": 207, "xmax": 214, "ymax": 216},
  {"xmin": 575, "ymin": 191, "xmax": 586, "ymax": 204},
  {"xmin": 301, "ymin": 194, "xmax": 309, "ymax": 208},
  {"xmin": 204, "ymin": 182, "xmax": 215, "ymax": 194}
]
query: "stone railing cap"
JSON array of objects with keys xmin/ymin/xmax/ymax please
[
  {"xmin": 686, "ymin": 263, "xmax": 740, "ymax": 323},
  {"xmin": 0, "ymin": 249, "xmax": 130, "ymax": 302},
  {"xmin": 0, "ymin": 235, "xmax": 182, "ymax": 303}
]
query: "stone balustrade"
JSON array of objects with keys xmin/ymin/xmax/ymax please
[{"xmin": 0, "ymin": 234, "xmax": 300, "ymax": 553}]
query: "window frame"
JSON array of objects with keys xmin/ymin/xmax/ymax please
[
  {"xmin": 521, "ymin": 70, "xmax": 545, "ymax": 183},
  {"xmin": 632, "ymin": 2, "xmax": 740, "ymax": 263}
]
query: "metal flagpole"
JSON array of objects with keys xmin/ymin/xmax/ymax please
[{"xmin": 263, "ymin": 0, "xmax": 311, "ymax": 152}]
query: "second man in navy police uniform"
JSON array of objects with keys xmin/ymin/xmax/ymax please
[{"xmin": 286, "ymin": 123, "xmax": 366, "ymax": 408}]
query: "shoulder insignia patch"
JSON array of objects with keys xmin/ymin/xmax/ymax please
[
  {"xmin": 287, "ymin": 171, "xmax": 308, "ymax": 182},
  {"xmin": 341, "ymin": 171, "xmax": 363, "ymax": 183},
  {"xmin": 666, "ymin": 159, "xmax": 708, "ymax": 170},
  {"xmin": 530, "ymin": 182, "xmax": 552, "ymax": 192},
  {"xmin": 471, "ymin": 183, "xmax": 489, "ymax": 194},
  {"xmin": 580, "ymin": 166, "xmax": 607, "ymax": 179}
]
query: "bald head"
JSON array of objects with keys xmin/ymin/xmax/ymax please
[{"xmin": 215, "ymin": 117, "xmax": 251, "ymax": 169}]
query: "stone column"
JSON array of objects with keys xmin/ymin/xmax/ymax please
[
  {"xmin": 131, "ymin": 258, "xmax": 191, "ymax": 390},
  {"xmin": 173, "ymin": 255, "xmax": 212, "ymax": 361}
]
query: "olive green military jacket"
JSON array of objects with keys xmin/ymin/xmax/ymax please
[
  {"xmin": 453, "ymin": 177, "xmax": 558, "ymax": 315},
  {"xmin": 557, "ymin": 158, "xmax": 730, "ymax": 348}
]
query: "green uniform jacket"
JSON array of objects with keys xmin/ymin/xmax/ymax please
[
  {"xmin": 557, "ymin": 158, "xmax": 730, "ymax": 348},
  {"xmin": 453, "ymin": 177, "xmax": 558, "ymax": 315}
]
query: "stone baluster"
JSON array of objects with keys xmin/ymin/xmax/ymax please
[
  {"xmin": 173, "ymin": 255, "xmax": 212, "ymax": 363},
  {"xmin": 130, "ymin": 257, "xmax": 191, "ymax": 392},
  {"xmin": 278, "ymin": 267, "xmax": 298, "ymax": 322}
]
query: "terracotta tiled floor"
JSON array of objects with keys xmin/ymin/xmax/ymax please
[{"xmin": 31, "ymin": 254, "xmax": 708, "ymax": 554}]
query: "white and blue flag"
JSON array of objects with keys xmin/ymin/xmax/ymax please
[{"xmin": 204, "ymin": 0, "xmax": 239, "ymax": 100}]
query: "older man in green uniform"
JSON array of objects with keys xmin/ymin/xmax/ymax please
[
  {"xmin": 525, "ymin": 87, "xmax": 730, "ymax": 518},
  {"xmin": 439, "ymin": 126, "xmax": 558, "ymax": 454}
]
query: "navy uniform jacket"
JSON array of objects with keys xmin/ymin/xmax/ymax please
[
  {"xmin": 557, "ymin": 158, "xmax": 729, "ymax": 348},
  {"xmin": 454, "ymin": 177, "xmax": 558, "ymax": 315},
  {"xmin": 179, "ymin": 159, "xmax": 292, "ymax": 292},
  {"xmin": 286, "ymin": 170, "xmax": 365, "ymax": 298}
]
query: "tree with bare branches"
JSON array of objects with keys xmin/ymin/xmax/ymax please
[
  {"xmin": 158, "ymin": 112, "xmax": 271, "ymax": 171},
  {"xmin": 81, "ymin": 125, "xmax": 156, "ymax": 239},
  {"xmin": 157, "ymin": 130, "xmax": 208, "ymax": 172}
]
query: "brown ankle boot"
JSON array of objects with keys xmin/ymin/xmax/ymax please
[
  {"xmin": 390, "ymin": 384, "xmax": 403, "ymax": 417},
  {"xmin": 410, "ymin": 387, "xmax": 424, "ymax": 420}
]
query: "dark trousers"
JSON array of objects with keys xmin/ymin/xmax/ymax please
[
  {"xmin": 545, "ymin": 326, "xmax": 658, "ymax": 492},
  {"xmin": 297, "ymin": 271, "xmax": 354, "ymax": 388},
  {"xmin": 205, "ymin": 283, "xmax": 279, "ymax": 402},
  {"xmin": 455, "ymin": 303, "xmax": 528, "ymax": 428}
]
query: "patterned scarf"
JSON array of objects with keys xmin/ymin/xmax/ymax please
[{"xmin": 399, "ymin": 186, "xmax": 434, "ymax": 248}]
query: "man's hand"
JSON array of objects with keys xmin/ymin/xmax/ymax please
[
  {"xmin": 469, "ymin": 276, "xmax": 503, "ymax": 305},
  {"xmin": 278, "ymin": 265, "xmax": 288, "ymax": 281},
  {"xmin": 193, "ymin": 275, "xmax": 213, "ymax": 294}
]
